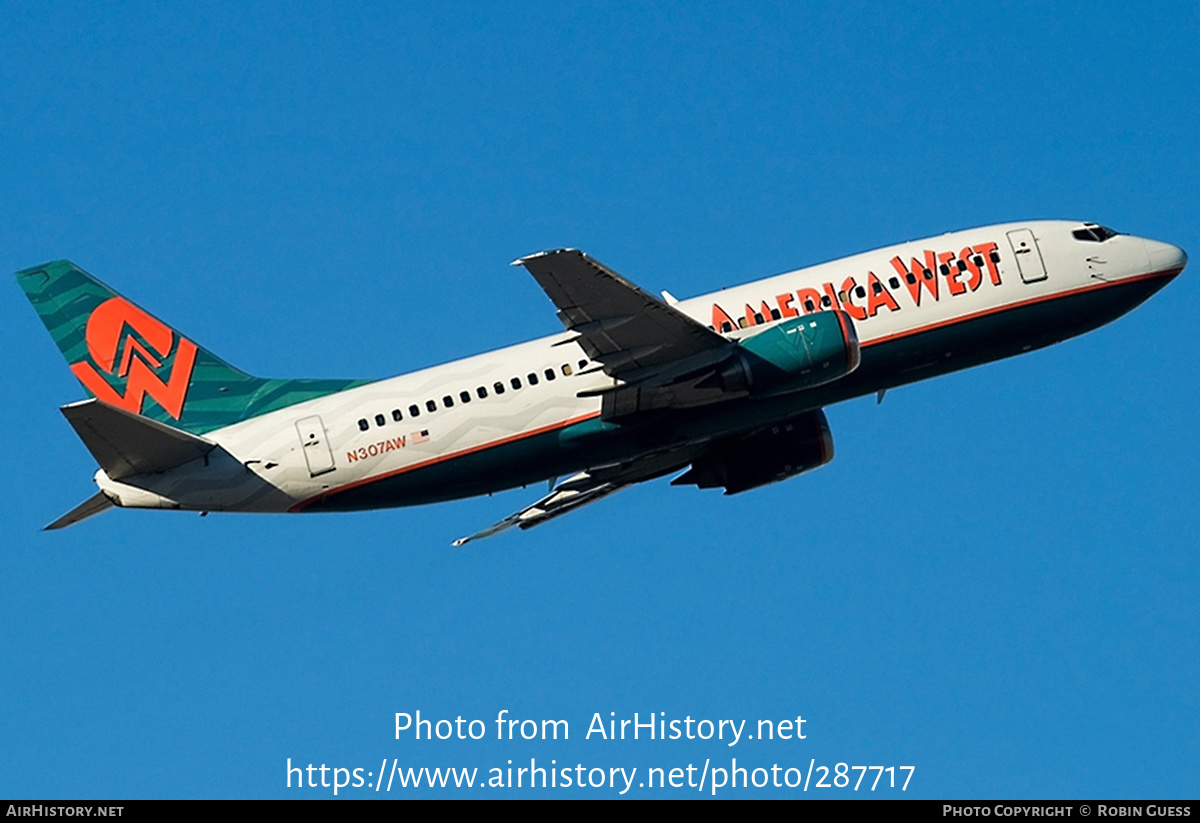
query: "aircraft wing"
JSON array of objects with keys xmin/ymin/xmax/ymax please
[
  {"xmin": 513, "ymin": 249, "xmax": 731, "ymax": 383},
  {"xmin": 451, "ymin": 474, "xmax": 624, "ymax": 546},
  {"xmin": 452, "ymin": 447, "xmax": 699, "ymax": 546}
]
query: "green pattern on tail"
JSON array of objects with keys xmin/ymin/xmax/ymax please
[{"xmin": 17, "ymin": 260, "xmax": 371, "ymax": 435}]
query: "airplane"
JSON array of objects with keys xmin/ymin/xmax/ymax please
[{"xmin": 17, "ymin": 220, "xmax": 1186, "ymax": 544}]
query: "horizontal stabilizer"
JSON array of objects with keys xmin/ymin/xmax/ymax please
[
  {"xmin": 60, "ymin": 398, "xmax": 216, "ymax": 480},
  {"xmin": 45, "ymin": 491, "xmax": 115, "ymax": 530}
]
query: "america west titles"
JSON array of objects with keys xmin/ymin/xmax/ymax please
[{"xmin": 710, "ymin": 241, "xmax": 1004, "ymax": 332}]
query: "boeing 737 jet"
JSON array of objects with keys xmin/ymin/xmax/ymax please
[{"xmin": 17, "ymin": 220, "xmax": 1186, "ymax": 544}]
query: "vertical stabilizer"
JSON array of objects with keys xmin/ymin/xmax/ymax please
[{"xmin": 17, "ymin": 261, "xmax": 368, "ymax": 434}]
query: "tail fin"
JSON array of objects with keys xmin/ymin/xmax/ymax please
[{"xmin": 17, "ymin": 261, "xmax": 366, "ymax": 434}]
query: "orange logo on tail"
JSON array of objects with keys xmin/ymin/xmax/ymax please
[{"xmin": 69, "ymin": 298, "xmax": 197, "ymax": 419}]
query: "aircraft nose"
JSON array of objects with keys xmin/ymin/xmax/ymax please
[{"xmin": 1143, "ymin": 238, "xmax": 1188, "ymax": 276}]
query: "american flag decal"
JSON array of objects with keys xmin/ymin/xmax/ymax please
[{"xmin": 411, "ymin": 429, "xmax": 430, "ymax": 444}]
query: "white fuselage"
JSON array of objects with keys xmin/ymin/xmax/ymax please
[{"xmin": 94, "ymin": 220, "xmax": 1184, "ymax": 514}]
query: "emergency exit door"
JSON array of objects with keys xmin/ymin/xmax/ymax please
[{"xmin": 295, "ymin": 415, "xmax": 336, "ymax": 476}]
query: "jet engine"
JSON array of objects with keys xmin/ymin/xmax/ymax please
[
  {"xmin": 708, "ymin": 311, "xmax": 860, "ymax": 396},
  {"xmin": 672, "ymin": 409, "xmax": 834, "ymax": 494}
]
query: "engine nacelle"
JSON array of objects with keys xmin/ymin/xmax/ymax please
[
  {"xmin": 712, "ymin": 311, "xmax": 860, "ymax": 395},
  {"xmin": 672, "ymin": 409, "xmax": 834, "ymax": 494}
]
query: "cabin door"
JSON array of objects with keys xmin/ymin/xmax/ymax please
[{"xmin": 1007, "ymin": 228, "xmax": 1048, "ymax": 283}]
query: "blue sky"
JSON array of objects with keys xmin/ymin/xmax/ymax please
[{"xmin": 2, "ymin": 1, "xmax": 1197, "ymax": 798}]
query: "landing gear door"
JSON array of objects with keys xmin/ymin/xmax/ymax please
[
  {"xmin": 1007, "ymin": 228, "xmax": 1048, "ymax": 283},
  {"xmin": 296, "ymin": 415, "xmax": 336, "ymax": 477}
]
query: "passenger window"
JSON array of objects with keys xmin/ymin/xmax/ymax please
[
  {"xmin": 511, "ymin": 377, "xmax": 522, "ymax": 389},
  {"xmin": 906, "ymin": 273, "xmax": 917, "ymax": 284},
  {"xmin": 442, "ymin": 395, "xmax": 453, "ymax": 408},
  {"xmin": 357, "ymin": 418, "xmax": 369, "ymax": 431},
  {"xmin": 460, "ymin": 390, "xmax": 471, "ymax": 403},
  {"xmin": 855, "ymin": 286, "xmax": 867, "ymax": 299},
  {"xmin": 409, "ymin": 404, "xmax": 420, "ymax": 418},
  {"xmin": 737, "ymin": 317, "xmax": 748, "ymax": 329},
  {"xmin": 477, "ymin": 386, "xmax": 488, "ymax": 399},
  {"xmin": 939, "ymin": 264, "xmax": 950, "ymax": 276},
  {"xmin": 821, "ymin": 295, "xmax": 831, "ymax": 307},
  {"xmin": 375, "ymin": 414, "xmax": 386, "ymax": 427},
  {"xmin": 753, "ymin": 312, "xmax": 765, "ymax": 324},
  {"xmin": 721, "ymin": 322, "xmax": 733, "ymax": 333},
  {"xmin": 889, "ymin": 277, "xmax": 900, "ymax": 290},
  {"xmin": 956, "ymin": 259, "xmax": 967, "ymax": 272},
  {"xmin": 804, "ymin": 299, "xmax": 815, "ymax": 312},
  {"xmin": 494, "ymin": 381, "xmax": 506, "ymax": 394},
  {"xmin": 770, "ymin": 308, "xmax": 781, "ymax": 321},
  {"xmin": 578, "ymin": 359, "xmax": 587, "ymax": 370},
  {"xmin": 544, "ymin": 368, "xmax": 556, "ymax": 381},
  {"xmin": 923, "ymin": 268, "xmax": 934, "ymax": 280},
  {"xmin": 528, "ymin": 372, "xmax": 538, "ymax": 385},
  {"xmin": 561, "ymin": 364, "xmax": 572, "ymax": 376},
  {"xmin": 871, "ymin": 282, "xmax": 882, "ymax": 295},
  {"xmin": 426, "ymin": 399, "xmax": 436, "ymax": 412},
  {"xmin": 392, "ymin": 409, "xmax": 403, "ymax": 422}
]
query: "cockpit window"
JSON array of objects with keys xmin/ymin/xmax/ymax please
[{"xmin": 1072, "ymin": 224, "xmax": 1119, "ymax": 242}]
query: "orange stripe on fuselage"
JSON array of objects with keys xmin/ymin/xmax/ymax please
[
  {"xmin": 859, "ymin": 268, "xmax": 1180, "ymax": 349},
  {"xmin": 289, "ymin": 411, "xmax": 603, "ymax": 512},
  {"xmin": 290, "ymin": 267, "xmax": 1181, "ymax": 512}
]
